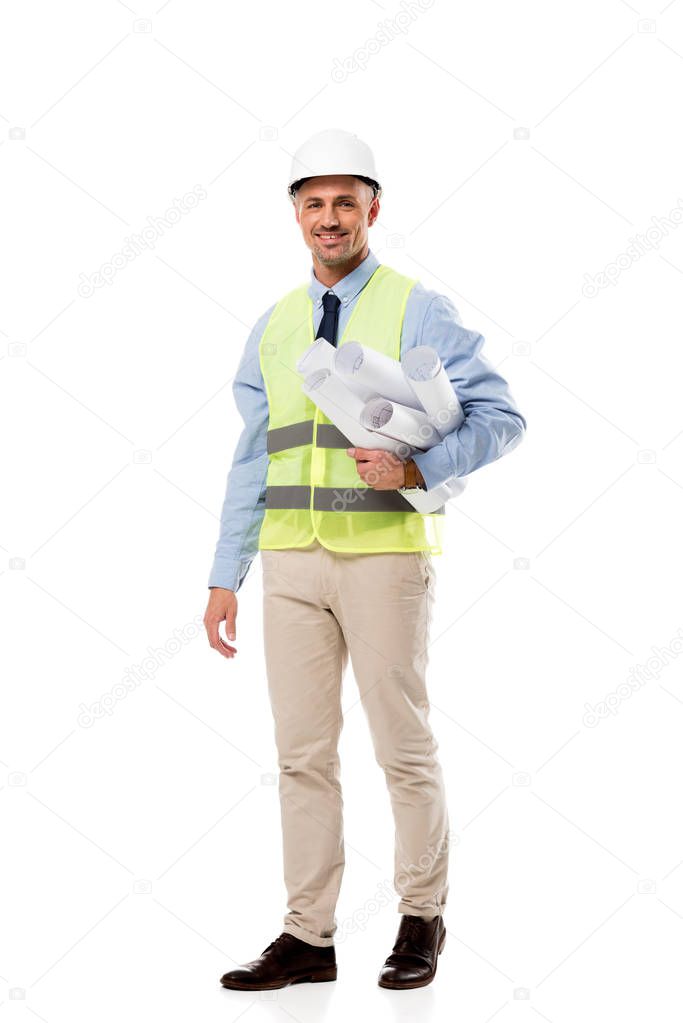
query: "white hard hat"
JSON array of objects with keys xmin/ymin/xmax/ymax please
[{"xmin": 287, "ymin": 128, "xmax": 381, "ymax": 202}]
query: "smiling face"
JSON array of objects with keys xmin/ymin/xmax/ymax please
[{"xmin": 293, "ymin": 174, "xmax": 380, "ymax": 271}]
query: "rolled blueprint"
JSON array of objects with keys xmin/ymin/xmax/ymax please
[
  {"xmin": 302, "ymin": 369, "xmax": 457, "ymax": 513},
  {"xmin": 360, "ymin": 397, "xmax": 441, "ymax": 450},
  {"xmin": 360, "ymin": 396, "xmax": 467, "ymax": 501},
  {"xmin": 335, "ymin": 341, "xmax": 423, "ymax": 411},
  {"xmin": 401, "ymin": 345, "xmax": 465, "ymax": 437},
  {"xmin": 401, "ymin": 345, "xmax": 468, "ymax": 498},
  {"xmin": 298, "ymin": 340, "xmax": 381, "ymax": 402},
  {"xmin": 302, "ymin": 369, "xmax": 399, "ymax": 454},
  {"xmin": 296, "ymin": 337, "xmax": 338, "ymax": 376}
]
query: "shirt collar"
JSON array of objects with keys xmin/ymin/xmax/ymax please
[{"xmin": 308, "ymin": 249, "xmax": 380, "ymax": 310}]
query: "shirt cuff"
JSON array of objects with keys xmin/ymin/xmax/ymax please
[
  {"xmin": 208, "ymin": 558, "xmax": 249, "ymax": 592},
  {"xmin": 411, "ymin": 445, "xmax": 457, "ymax": 491}
]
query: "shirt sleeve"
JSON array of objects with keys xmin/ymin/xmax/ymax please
[
  {"xmin": 409, "ymin": 294, "xmax": 527, "ymax": 491},
  {"xmin": 208, "ymin": 308, "xmax": 273, "ymax": 592}
]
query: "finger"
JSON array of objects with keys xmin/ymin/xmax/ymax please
[
  {"xmin": 205, "ymin": 618, "xmax": 236, "ymax": 659},
  {"xmin": 217, "ymin": 632, "xmax": 237, "ymax": 657},
  {"xmin": 219, "ymin": 620, "xmax": 237, "ymax": 656},
  {"xmin": 204, "ymin": 617, "xmax": 220, "ymax": 648},
  {"xmin": 351, "ymin": 446, "xmax": 391, "ymax": 459}
]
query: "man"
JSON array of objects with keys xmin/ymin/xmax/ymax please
[{"xmin": 205, "ymin": 128, "xmax": 526, "ymax": 990}]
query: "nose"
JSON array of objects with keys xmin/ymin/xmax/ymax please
[{"xmin": 317, "ymin": 206, "xmax": 340, "ymax": 226}]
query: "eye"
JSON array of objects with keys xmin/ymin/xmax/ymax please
[{"xmin": 307, "ymin": 200, "xmax": 353, "ymax": 208}]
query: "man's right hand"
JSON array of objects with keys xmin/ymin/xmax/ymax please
[{"xmin": 204, "ymin": 587, "xmax": 238, "ymax": 659}]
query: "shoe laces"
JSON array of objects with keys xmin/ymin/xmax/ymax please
[{"xmin": 261, "ymin": 932, "xmax": 298, "ymax": 959}]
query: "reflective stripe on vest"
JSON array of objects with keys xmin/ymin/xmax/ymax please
[
  {"xmin": 264, "ymin": 484, "xmax": 446, "ymax": 513},
  {"xmin": 257, "ymin": 263, "xmax": 446, "ymax": 554},
  {"xmin": 266, "ymin": 420, "xmax": 350, "ymax": 454}
]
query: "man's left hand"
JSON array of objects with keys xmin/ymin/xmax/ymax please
[{"xmin": 346, "ymin": 447, "xmax": 408, "ymax": 489}]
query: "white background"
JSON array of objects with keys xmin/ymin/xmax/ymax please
[{"xmin": 2, "ymin": 0, "xmax": 683, "ymax": 1019}]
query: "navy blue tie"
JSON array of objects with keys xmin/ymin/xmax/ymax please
[{"xmin": 316, "ymin": 290, "xmax": 341, "ymax": 346}]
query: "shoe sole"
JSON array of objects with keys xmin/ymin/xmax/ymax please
[
  {"xmin": 377, "ymin": 924, "xmax": 446, "ymax": 989},
  {"xmin": 221, "ymin": 966, "xmax": 337, "ymax": 990}
]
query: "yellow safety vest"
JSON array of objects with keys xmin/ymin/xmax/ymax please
[{"xmin": 257, "ymin": 263, "xmax": 446, "ymax": 554}]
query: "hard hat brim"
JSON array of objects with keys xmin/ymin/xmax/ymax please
[{"xmin": 288, "ymin": 174, "xmax": 381, "ymax": 200}]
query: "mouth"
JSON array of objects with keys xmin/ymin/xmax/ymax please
[{"xmin": 315, "ymin": 232, "xmax": 347, "ymax": 244}]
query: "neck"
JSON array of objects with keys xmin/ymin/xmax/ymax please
[{"xmin": 312, "ymin": 244, "xmax": 369, "ymax": 288}]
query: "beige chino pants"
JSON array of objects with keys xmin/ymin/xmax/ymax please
[{"xmin": 261, "ymin": 536, "xmax": 450, "ymax": 948}]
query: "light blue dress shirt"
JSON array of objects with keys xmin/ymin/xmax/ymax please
[{"xmin": 209, "ymin": 249, "xmax": 526, "ymax": 592}]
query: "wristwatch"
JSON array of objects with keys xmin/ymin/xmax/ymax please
[{"xmin": 400, "ymin": 458, "xmax": 427, "ymax": 491}]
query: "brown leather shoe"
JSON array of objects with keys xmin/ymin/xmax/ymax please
[
  {"xmin": 220, "ymin": 931, "xmax": 337, "ymax": 990},
  {"xmin": 378, "ymin": 913, "xmax": 446, "ymax": 989}
]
